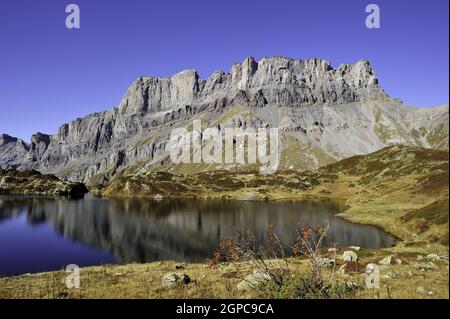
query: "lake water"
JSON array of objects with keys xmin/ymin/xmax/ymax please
[{"xmin": 0, "ymin": 195, "xmax": 395, "ymax": 276}]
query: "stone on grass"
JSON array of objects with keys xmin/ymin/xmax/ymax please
[
  {"xmin": 416, "ymin": 287, "xmax": 426, "ymax": 294},
  {"xmin": 342, "ymin": 251, "xmax": 358, "ymax": 262},
  {"xmin": 386, "ymin": 271, "xmax": 396, "ymax": 279},
  {"xmin": 317, "ymin": 257, "xmax": 336, "ymax": 268},
  {"xmin": 162, "ymin": 272, "xmax": 191, "ymax": 288},
  {"xmin": 426, "ymin": 254, "xmax": 440, "ymax": 261},
  {"xmin": 413, "ymin": 262, "xmax": 438, "ymax": 271},
  {"xmin": 237, "ymin": 269, "xmax": 271, "ymax": 291},
  {"xmin": 378, "ymin": 255, "xmax": 393, "ymax": 265}
]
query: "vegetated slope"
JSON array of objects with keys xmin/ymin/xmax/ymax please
[
  {"xmin": 0, "ymin": 169, "xmax": 88, "ymax": 196},
  {"xmin": 319, "ymin": 145, "xmax": 448, "ymax": 245},
  {"xmin": 321, "ymin": 144, "xmax": 448, "ymax": 189}
]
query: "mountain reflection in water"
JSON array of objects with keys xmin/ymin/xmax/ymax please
[{"xmin": 0, "ymin": 195, "xmax": 395, "ymax": 275}]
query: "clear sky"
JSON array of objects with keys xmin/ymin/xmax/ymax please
[{"xmin": 0, "ymin": 0, "xmax": 448, "ymax": 141}]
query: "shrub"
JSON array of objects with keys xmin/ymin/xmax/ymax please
[
  {"xmin": 209, "ymin": 223, "xmax": 359, "ymax": 298},
  {"xmin": 207, "ymin": 237, "xmax": 240, "ymax": 267}
]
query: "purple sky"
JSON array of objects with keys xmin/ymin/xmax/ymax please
[{"xmin": 0, "ymin": 0, "xmax": 448, "ymax": 141}]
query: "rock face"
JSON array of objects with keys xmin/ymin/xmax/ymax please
[
  {"xmin": 0, "ymin": 56, "xmax": 448, "ymax": 184},
  {"xmin": 0, "ymin": 135, "xmax": 29, "ymax": 169}
]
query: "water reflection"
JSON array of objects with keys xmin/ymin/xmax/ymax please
[{"xmin": 0, "ymin": 195, "xmax": 395, "ymax": 275}]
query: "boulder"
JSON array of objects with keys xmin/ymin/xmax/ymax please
[
  {"xmin": 317, "ymin": 257, "xmax": 336, "ymax": 268},
  {"xmin": 236, "ymin": 269, "xmax": 271, "ymax": 291},
  {"xmin": 342, "ymin": 251, "xmax": 358, "ymax": 262},
  {"xmin": 413, "ymin": 262, "xmax": 438, "ymax": 271},
  {"xmin": 426, "ymin": 254, "xmax": 440, "ymax": 261},
  {"xmin": 161, "ymin": 272, "xmax": 191, "ymax": 288},
  {"xmin": 378, "ymin": 255, "xmax": 393, "ymax": 265}
]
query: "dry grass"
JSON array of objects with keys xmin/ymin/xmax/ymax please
[{"xmin": 0, "ymin": 253, "xmax": 448, "ymax": 299}]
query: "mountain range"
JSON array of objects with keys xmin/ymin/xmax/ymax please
[{"xmin": 0, "ymin": 56, "xmax": 448, "ymax": 185}]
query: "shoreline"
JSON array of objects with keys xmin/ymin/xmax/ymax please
[
  {"xmin": 0, "ymin": 145, "xmax": 447, "ymax": 298},
  {"xmin": 0, "ymin": 190, "xmax": 435, "ymax": 280}
]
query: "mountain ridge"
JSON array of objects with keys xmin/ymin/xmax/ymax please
[{"xmin": 0, "ymin": 56, "xmax": 448, "ymax": 184}]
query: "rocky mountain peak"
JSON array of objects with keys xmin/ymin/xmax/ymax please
[
  {"xmin": 116, "ymin": 56, "xmax": 391, "ymax": 116},
  {"xmin": 0, "ymin": 134, "xmax": 16, "ymax": 145}
]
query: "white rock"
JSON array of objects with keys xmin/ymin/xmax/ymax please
[
  {"xmin": 426, "ymin": 254, "xmax": 440, "ymax": 261},
  {"xmin": 342, "ymin": 251, "xmax": 358, "ymax": 262},
  {"xmin": 237, "ymin": 269, "xmax": 271, "ymax": 291},
  {"xmin": 413, "ymin": 262, "xmax": 438, "ymax": 271},
  {"xmin": 317, "ymin": 257, "xmax": 336, "ymax": 268},
  {"xmin": 379, "ymin": 255, "xmax": 393, "ymax": 265},
  {"xmin": 161, "ymin": 272, "xmax": 191, "ymax": 288}
]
